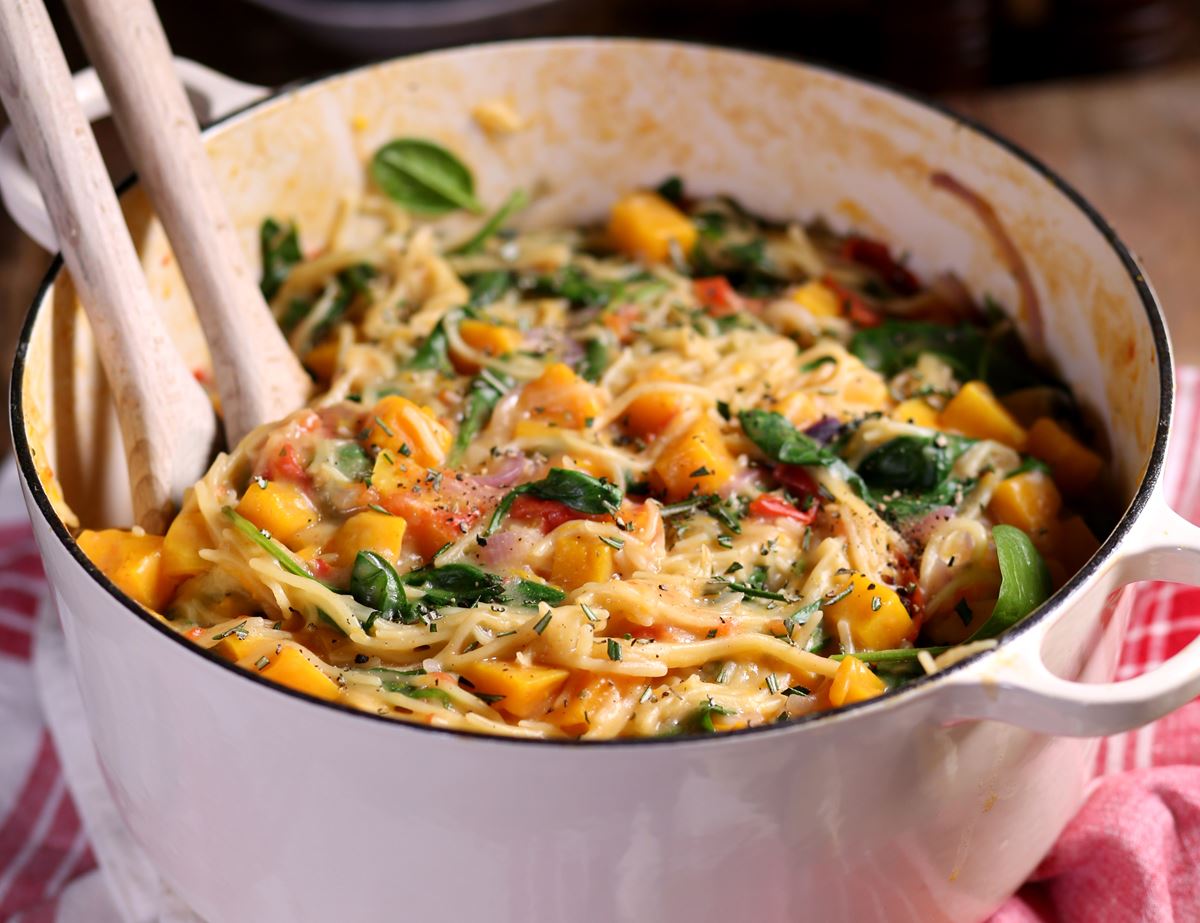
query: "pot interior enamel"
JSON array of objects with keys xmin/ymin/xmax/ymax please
[{"xmin": 13, "ymin": 39, "xmax": 1166, "ymax": 923}]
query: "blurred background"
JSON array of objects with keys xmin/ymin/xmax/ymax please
[{"xmin": 1, "ymin": 0, "xmax": 1198, "ymax": 455}]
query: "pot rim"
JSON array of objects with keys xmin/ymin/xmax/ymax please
[{"xmin": 9, "ymin": 37, "xmax": 1174, "ymax": 750}]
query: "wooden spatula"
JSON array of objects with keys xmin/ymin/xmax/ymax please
[
  {"xmin": 0, "ymin": 0, "xmax": 218, "ymax": 533},
  {"xmin": 62, "ymin": 0, "xmax": 311, "ymax": 447}
]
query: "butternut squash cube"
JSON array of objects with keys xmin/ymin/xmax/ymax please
[
  {"xmin": 453, "ymin": 319, "xmax": 522, "ymax": 374},
  {"xmin": 891, "ymin": 398, "xmax": 940, "ymax": 429},
  {"xmin": 1056, "ymin": 514, "xmax": 1101, "ymax": 574},
  {"xmin": 827, "ymin": 655, "xmax": 886, "ymax": 707},
  {"xmin": 545, "ymin": 672, "xmax": 637, "ymax": 735},
  {"xmin": 940, "ymin": 380, "xmax": 1027, "ymax": 449},
  {"xmin": 822, "ymin": 572, "xmax": 914, "ymax": 651},
  {"xmin": 259, "ymin": 647, "xmax": 340, "ymax": 701},
  {"xmin": 1026, "ymin": 417, "xmax": 1103, "ymax": 494},
  {"xmin": 303, "ymin": 339, "xmax": 340, "ymax": 381},
  {"xmin": 518, "ymin": 362, "xmax": 604, "ymax": 429},
  {"xmin": 328, "ymin": 510, "xmax": 408, "ymax": 568},
  {"xmin": 370, "ymin": 453, "xmax": 426, "ymax": 497},
  {"xmin": 236, "ymin": 479, "xmax": 320, "ymax": 551},
  {"xmin": 363, "ymin": 395, "xmax": 453, "ymax": 468},
  {"xmin": 988, "ymin": 469, "xmax": 1062, "ymax": 537},
  {"xmin": 624, "ymin": 371, "xmax": 689, "ymax": 437},
  {"xmin": 459, "ymin": 660, "xmax": 570, "ymax": 719},
  {"xmin": 161, "ymin": 507, "xmax": 212, "ymax": 582},
  {"xmin": 652, "ymin": 417, "xmax": 735, "ymax": 501},
  {"xmin": 77, "ymin": 529, "xmax": 170, "ymax": 610},
  {"xmin": 789, "ymin": 280, "xmax": 842, "ymax": 318},
  {"xmin": 608, "ymin": 191, "xmax": 697, "ymax": 264},
  {"xmin": 212, "ymin": 633, "xmax": 264, "ymax": 664},
  {"xmin": 549, "ymin": 532, "xmax": 615, "ymax": 591}
]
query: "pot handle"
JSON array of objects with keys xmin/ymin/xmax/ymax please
[
  {"xmin": 0, "ymin": 57, "xmax": 267, "ymax": 251},
  {"xmin": 939, "ymin": 489, "xmax": 1200, "ymax": 737}
]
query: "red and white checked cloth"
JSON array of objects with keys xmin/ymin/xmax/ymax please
[{"xmin": 0, "ymin": 370, "xmax": 1199, "ymax": 923}]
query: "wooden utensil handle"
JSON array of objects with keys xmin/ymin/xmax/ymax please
[
  {"xmin": 0, "ymin": 0, "xmax": 217, "ymax": 532},
  {"xmin": 63, "ymin": 0, "xmax": 311, "ymax": 446}
]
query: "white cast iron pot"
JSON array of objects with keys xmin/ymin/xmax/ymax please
[{"xmin": 6, "ymin": 40, "xmax": 1200, "ymax": 923}]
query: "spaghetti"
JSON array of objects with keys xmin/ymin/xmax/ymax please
[{"xmin": 76, "ymin": 162, "xmax": 1108, "ymax": 739}]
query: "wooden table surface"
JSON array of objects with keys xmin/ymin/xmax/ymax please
[{"xmin": 0, "ymin": 58, "xmax": 1196, "ymax": 458}]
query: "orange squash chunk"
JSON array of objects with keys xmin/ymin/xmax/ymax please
[
  {"xmin": 1026, "ymin": 417, "xmax": 1103, "ymax": 494},
  {"xmin": 518, "ymin": 363, "xmax": 604, "ymax": 429},
  {"xmin": 362, "ymin": 395, "xmax": 453, "ymax": 468},
  {"xmin": 988, "ymin": 469, "xmax": 1062, "ymax": 537},
  {"xmin": 459, "ymin": 660, "xmax": 569, "ymax": 719},
  {"xmin": 652, "ymin": 416, "xmax": 735, "ymax": 501},
  {"xmin": 940, "ymin": 381, "xmax": 1027, "ymax": 449},
  {"xmin": 608, "ymin": 191, "xmax": 696, "ymax": 264},
  {"xmin": 77, "ymin": 529, "xmax": 170, "ymax": 610}
]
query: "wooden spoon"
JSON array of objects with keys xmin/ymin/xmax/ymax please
[
  {"xmin": 0, "ymin": 0, "xmax": 217, "ymax": 534},
  {"xmin": 62, "ymin": 0, "xmax": 311, "ymax": 447}
]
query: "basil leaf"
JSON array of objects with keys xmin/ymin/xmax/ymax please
[
  {"xmin": 577, "ymin": 336, "xmax": 609, "ymax": 383},
  {"xmin": 971, "ymin": 525, "xmax": 1052, "ymax": 640},
  {"xmin": 223, "ymin": 507, "xmax": 315, "ymax": 581},
  {"xmin": 259, "ymin": 218, "xmax": 301, "ymax": 301},
  {"xmin": 466, "ymin": 270, "xmax": 514, "ymax": 308},
  {"xmin": 448, "ymin": 370, "xmax": 513, "ymax": 466},
  {"xmin": 485, "ymin": 468, "xmax": 623, "ymax": 536},
  {"xmin": 370, "ymin": 138, "xmax": 482, "ymax": 215},
  {"xmin": 448, "ymin": 189, "xmax": 529, "ymax": 255},
  {"xmin": 351, "ymin": 551, "xmax": 404, "ymax": 621},
  {"xmin": 857, "ymin": 434, "xmax": 974, "ymax": 491},
  {"xmin": 332, "ymin": 442, "xmax": 373, "ymax": 481}
]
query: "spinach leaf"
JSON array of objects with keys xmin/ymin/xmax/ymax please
[
  {"xmin": 739, "ymin": 409, "xmax": 836, "ymax": 467},
  {"xmin": 311, "ymin": 264, "xmax": 376, "ymax": 343},
  {"xmin": 577, "ymin": 336, "xmax": 609, "ymax": 383},
  {"xmin": 878, "ymin": 477, "xmax": 975, "ymax": 525},
  {"xmin": 466, "ymin": 270, "xmax": 515, "ymax": 309},
  {"xmin": 407, "ymin": 313, "xmax": 455, "ymax": 373},
  {"xmin": 655, "ymin": 175, "xmax": 685, "ymax": 205},
  {"xmin": 403, "ymin": 562, "xmax": 504, "ymax": 603},
  {"xmin": 857, "ymin": 434, "xmax": 974, "ymax": 491},
  {"xmin": 351, "ymin": 551, "xmax": 404, "ymax": 622},
  {"xmin": 850, "ymin": 321, "xmax": 985, "ymax": 380},
  {"xmin": 448, "ymin": 189, "xmax": 529, "ymax": 255},
  {"xmin": 851, "ymin": 319, "xmax": 1061, "ymax": 398},
  {"xmin": 378, "ymin": 680, "xmax": 453, "ymax": 707},
  {"xmin": 502, "ymin": 579, "xmax": 567, "ymax": 608},
  {"xmin": 370, "ymin": 138, "xmax": 483, "ymax": 215},
  {"xmin": 399, "ymin": 562, "xmax": 565, "ymax": 611},
  {"xmin": 448, "ymin": 369, "xmax": 513, "ymax": 466},
  {"xmin": 829, "ymin": 646, "xmax": 953, "ymax": 664},
  {"xmin": 332, "ymin": 442, "xmax": 373, "ymax": 481},
  {"xmin": 739, "ymin": 409, "xmax": 869, "ymax": 496},
  {"xmin": 692, "ymin": 699, "xmax": 733, "ymax": 734},
  {"xmin": 223, "ymin": 507, "xmax": 315, "ymax": 581},
  {"xmin": 528, "ymin": 266, "xmax": 616, "ymax": 308},
  {"xmin": 970, "ymin": 525, "xmax": 1052, "ymax": 640},
  {"xmin": 259, "ymin": 218, "xmax": 302, "ymax": 301},
  {"xmin": 485, "ymin": 468, "xmax": 623, "ymax": 536}
]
